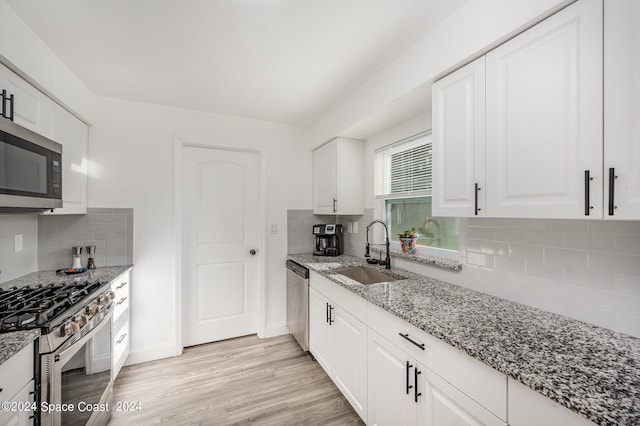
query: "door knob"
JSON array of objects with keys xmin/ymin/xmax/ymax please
[{"xmin": 249, "ymin": 249, "xmax": 257, "ymax": 255}]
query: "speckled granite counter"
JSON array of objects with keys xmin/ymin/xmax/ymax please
[
  {"xmin": 0, "ymin": 330, "xmax": 40, "ymax": 365},
  {"xmin": 0, "ymin": 265, "xmax": 133, "ymax": 366},
  {"xmin": 288, "ymin": 253, "xmax": 640, "ymax": 426}
]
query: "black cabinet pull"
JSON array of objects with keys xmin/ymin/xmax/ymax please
[
  {"xmin": 116, "ymin": 282, "xmax": 128, "ymax": 289},
  {"xmin": 405, "ymin": 361, "xmax": 413, "ymax": 395},
  {"xmin": 608, "ymin": 168, "xmax": 617, "ymax": 216},
  {"xmin": 414, "ymin": 368, "xmax": 422, "ymax": 402},
  {"xmin": 117, "ymin": 296, "xmax": 127, "ymax": 306},
  {"xmin": 326, "ymin": 302, "xmax": 329, "ymax": 324},
  {"xmin": 332, "ymin": 198, "xmax": 337, "ymax": 213},
  {"xmin": 584, "ymin": 170, "xmax": 593, "ymax": 216},
  {"xmin": 399, "ymin": 333, "xmax": 425, "ymax": 350},
  {"xmin": 8, "ymin": 93, "xmax": 14, "ymax": 121},
  {"xmin": 474, "ymin": 183, "xmax": 481, "ymax": 215},
  {"xmin": 1, "ymin": 89, "xmax": 6, "ymax": 119},
  {"xmin": 328, "ymin": 305, "xmax": 335, "ymax": 325}
]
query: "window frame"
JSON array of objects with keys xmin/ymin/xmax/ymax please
[{"xmin": 373, "ymin": 131, "xmax": 459, "ymax": 261}]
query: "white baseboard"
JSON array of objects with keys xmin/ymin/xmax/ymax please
[
  {"xmin": 260, "ymin": 321, "xmax": 289, "ymax": 339},
  {"xmin": 124, "ymin": 342, "xmax": 179, "ymax": 366}
]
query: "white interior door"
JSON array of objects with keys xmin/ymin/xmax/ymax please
[{"xmin": 182, "ymin": 146, "xmax": 260, "ymax": 347}]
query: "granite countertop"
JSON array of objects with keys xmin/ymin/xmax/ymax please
[
  {"xmin": 288, "ymin": 253, "xmax": 640, "ymax": 426},
  {"xmin": 0, "ymin": 265, "xmax": 133, "ymax": 366}
]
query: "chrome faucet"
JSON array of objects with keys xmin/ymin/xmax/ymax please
[{"xmin": 365, "ymin": 220, "xmax": 391, "ymax": 269}]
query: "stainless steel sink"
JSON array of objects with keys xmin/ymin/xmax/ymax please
[{"xmin": 334, "ymin": 266, "xmax": 399, "ymax": 285}]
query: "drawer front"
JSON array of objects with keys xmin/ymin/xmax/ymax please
[
  {"xmin": 309, "ymin": 271, "xmax": 367, "ymax": 322},
  {"xmin": 113, "ymin": 320, "xmax": 130, "ymax": 378},
  {"xmin": 368, "ymin": 302, "xmax": 507, "ymax": 421},
  {"xmin": 0, "ymin": 343, "xmax": 34, "ymax": 402},
  {"xmin": 111, "ymin": 271, "xmax": 130, "ymax": 323}
]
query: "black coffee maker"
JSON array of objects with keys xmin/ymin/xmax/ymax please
[{"xmin": 312, "ymin": 224, "xmax": 343, "ymax": 256}]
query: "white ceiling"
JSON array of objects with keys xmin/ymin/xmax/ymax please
[{"xmin": 6, "ymin": 0, "xmax": 465, "ymax": 127}]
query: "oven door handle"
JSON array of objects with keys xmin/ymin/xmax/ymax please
[{"xmin": 53, "ymin": 307, "xmax": 113, "ymax": 364}]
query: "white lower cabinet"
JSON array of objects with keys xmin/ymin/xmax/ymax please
[
  {"xmin": 0, "ymin": 344, "xmax": 35, "ymax": 426},
  {"xmin": 309, "ymin": 274, "xmax": 367, "ymax": 422},
  {"xmin": 508, "ymin": 379, "xmax": 595, "ymax": 426},
  {"xmin": 368, "ymin": 328, "xmax": 506, "ymax": 426},
  {"xmin": 111, "ymin": 270, "xmax": 131, "ymax": 379}
]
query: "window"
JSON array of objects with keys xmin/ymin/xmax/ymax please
[{"xmin": 375, "ymin": 132, "xmax": 458, "ymax": 257}]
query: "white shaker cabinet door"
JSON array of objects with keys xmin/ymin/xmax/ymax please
[
  {"xmin": 367, "ymin": 330, "xmax": 416, "ymax": 426},
  {"xmin": 432, "ymin": 56, "xmax": 486, "ymax": 218},
  {"xmin": 308, "ymin": 287, "xmax": 332, "ymax": 373},
  {"xmin": 604, "ymin": 0, "xmax": 640, "ymax": 219},
  {"xmin": 417, "ymin": 368, "xmax": 506, "ymax": 426},
  {"xmin": 485, "ymin": 0, "xmax": 603, "ymax": 218},
  {"xmin": 312, "ymin": 139, "xmax": 338, "ymax": 215},
  {"xmin": 0, "ymin": 63, "xmax": 51, "ymax": 137},
  {"xmin": 331, "ymin": 304, "xmax": 367, "ymax": 422},
  {"xmin": 47, "ymin": 105, "xmax": 88, "ymax": 214}
]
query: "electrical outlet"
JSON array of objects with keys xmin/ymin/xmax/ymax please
[
  {"xmin": 353, "ymin": 222, "xmax": 358, "ymax": 234},
  {"xmin": 270, "ymin": 224, "xmax": 278, "ymax": 234},
  {"xmin": 14, "ymin": 234, "xmax": 23, "ymax": 252},
  {"xmin": 347, "ymin": 222, "xmax": 353, "ymax": 233}
]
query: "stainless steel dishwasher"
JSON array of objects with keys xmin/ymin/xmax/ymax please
[{"xmin": 286, "ymin": 259, "xmax": 310, "ymax": 352}]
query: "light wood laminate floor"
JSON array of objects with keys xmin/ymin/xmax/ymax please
[{"xmin": 109, "ymin": 334, "xmax": 364, "ymax": 425}]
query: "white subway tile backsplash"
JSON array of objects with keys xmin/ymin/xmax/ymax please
[
  {"xmin": 493, "ymin": 228, "xmax": 525, "ymax": 243},
  {"xmin": 544, "ymin": 247, "xmax": 587, "ymax": 267},
  {"xmin": 509, "ymin": 218, "xmax": 546, "ymax": 230},
  {"xmin": 508, "ymin": 243, "xmax": 544, "ymax": 261},
  {"xmin": 587, "ymin": 288, "xmax": 640, "ymax": 317},
  {"xmin": 467, "ymin": 252, "xmax": 494, "ymax": 268},
  {"xmin": 614, "ymin": 312, "xmax": 640, "ymax": 339},
  {"xmin": 525, "ymin": 260, "xmax": 565, "ymax": 281},
  {"xmin": 613, "ymin": 273, "xmax": 640, "ymax": 297},
  {"xmin": 466, "ymin": 227, "xmax": 494, "ymax": 240},
  {"xmin": 525, "ymin": 229, "xmax": 564, "ymax": 247},
  {"xmin": 565, "ymin": 302, "xmax": 614, "ymax": 329},
  {"xmin": 589, "ymin": 252, "xmax": 640, "ymax": 276},
  {"xmin": 493, "ymin": 256, "xmax": 526, "ymax": 273},
  {"xmin": 615, "ymin": 235, "xmax": 640, "ymax": 255},
  {"xmin": 588, "ymin": 220, "xmax": 640, "ymax": 235},
  {"xmin": 564, "ymin": 266, "xmax": 613, "ymax": 290}
]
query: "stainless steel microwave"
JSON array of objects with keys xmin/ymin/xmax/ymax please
[{"xmin": 0, "ymin": 118, "xmax": 62, "ymax": 211}]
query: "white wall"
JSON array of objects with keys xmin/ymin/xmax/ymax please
[
  {"xmin": 364, "ymin": 118, "xmax": 640, "ymax": 339},
  {"xmin": 89, "ymin": 97, "xmax": 311, "ymax": 364},
  {"xmin": 0, "ymin": 214, "xmax": 38, "ymax": 284},
  {"xmin": 312, "ymin": 0, "xmax": 573, "ymax": 143},
  {"xmin": 0, "ymin": 0, "xmax": 96, "ymax": 123}
]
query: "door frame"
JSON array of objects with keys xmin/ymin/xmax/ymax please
[{"xmin": 173, "ymin": 137, "xmax": 266, "ymax": 355}]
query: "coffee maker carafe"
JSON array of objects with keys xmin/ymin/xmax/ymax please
[{"xmin": 312, "ymin": 224, "xmax": 343, "ymax": 256}]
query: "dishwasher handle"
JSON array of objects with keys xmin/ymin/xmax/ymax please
[{"xmin": 286, "ymin": 260, "xmax": 309, "ymax": 279}]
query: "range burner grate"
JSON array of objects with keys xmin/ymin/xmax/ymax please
[{"xmin": 0, "ymin": 281, "xmax": 104, "ymax": 333}]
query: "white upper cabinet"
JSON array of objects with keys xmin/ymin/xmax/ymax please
[
  {"xmin": 433, "ymin": 0, "xmax": 610, "ymax": 220},
  {"xmin": 45, "ymin": 105, "xmax": 89, "ymax": 215},
  {"xmin": 312, "ymin": 137, "xmax": 364, "ymax": 215},
  {"xmin": 1, "ymin": 61, "xmax": 89, "ymax": 215},
  {"xmin": 0, "ymin": 62, "xmax": 51, "ymax": 136},
  {"xmin": 485, "ymin": 0, "xmax": 603, "ymax": 218},
  {"xmin": 432, "ymin": 56, "xmax": 486, "ymax": 218},
  {"xmin": 604, "ymin": 0, "xmax": 640, "ymax": 219}
]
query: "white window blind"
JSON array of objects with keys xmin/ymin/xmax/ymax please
[{"xmin": 377, "ymin": 132, "xmax": 432, "ymax": 198}]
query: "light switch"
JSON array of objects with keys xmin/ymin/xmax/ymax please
[
  {"xmin": 270, "ymin": 224, "xmax": 278, "ymax": 234},
  {"xmin": 15, "ymin": 234, "xmax": 23, "ymax": 252},
  {"xmin": 347, "ymin": 222, "xmax": 353, "ymax": 233}
]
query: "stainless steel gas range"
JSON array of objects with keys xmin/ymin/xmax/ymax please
[{"xmin": 0, "ymin": 279, "xmax": 115, "ymax": 425}]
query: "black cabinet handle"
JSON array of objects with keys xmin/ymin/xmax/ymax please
[
  {"xmin": 584, "ymin": 170, "xmax": 594, "ymax": 216},
  {"xmin": 405, "ymin": 361, "xmax": 413, "ymax": 395},
  {"xmin": 1, "ymin": 89, "xmax": 6, "ymax": 119},
  {"xmin": 116, "ymin": 282, "xmax": 128, "ymax": 289},
  {"xmin": 328, "ymin": 305, "xmax": 335, "ymax": 325},
  {"xmin": 399, "ymin": 333, "xmax": 425, "ymax": 350},
  {"xmin": 332, "ymin": 198, "xmax": 337, "ymax": 213},
  {"xmin": 326, "ymin": 302, "xmax": 329, "ymax": 324},
  {"xmin": 117, "ymin": 296, "xmax": 127, "ymax": 306},
  {"xmin": 474, "ymin": 183, "xmax": 481, "ymax": 216},
  {"xmin": 608, "ymin": 168, "xmax": 617, "ymax": 216},
  {"xmin": 8, "ymin": 93, "xmax": 14, "ymax": 121},
  {"xmin": 414, "ymin": 368, "xmax": 422, "ymax": 403}
]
